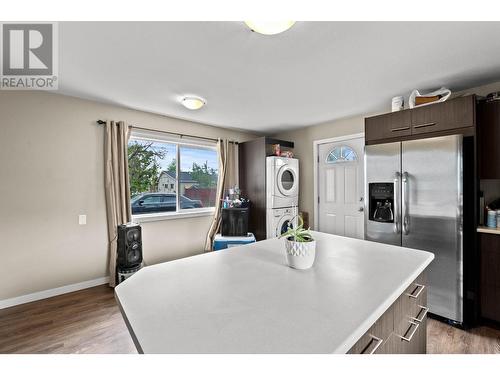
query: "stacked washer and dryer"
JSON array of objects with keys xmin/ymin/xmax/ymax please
[
  {"xmin": 266, "ymin": 156, "xmax": 300, "ymax": 238},
  {"xmin": 238, "ymin": 137, "xmax": 299, "ymax": 241}
]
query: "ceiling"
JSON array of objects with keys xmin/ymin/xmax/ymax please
[{"xmin": 59, "ymin": 22, "xmax": 500, "ymax": 134}]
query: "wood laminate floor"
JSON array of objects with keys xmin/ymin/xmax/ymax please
[
  {"xmin": 427, "ymin": 318, "xmax": 500, "ymax": 354},
  {"xmin": 0, "ymin": 285, "xmax": 137, "ymax": 354},
  {"xmin": 1, "ymin": 285, "xmax": 499, "ymax": 354}
]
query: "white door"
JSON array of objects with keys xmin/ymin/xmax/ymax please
[{"xmin": 317, "ymin": 137, "xmax": 364, "ymax": 239}]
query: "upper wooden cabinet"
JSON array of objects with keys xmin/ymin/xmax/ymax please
[
  {"xmin": 478, "ymin": 100, "xmax": 500, "ymax": 179},
  {"xmin": 365, "ymin": 95, "xmax": 476, "ymax": 144},
  {"xmin": 365, "ymin": 110, "xmax": 412, "ymax": 142},
  {"xmin": 411, "ymin": 95, "xmax": 476, "ymax": 135}
]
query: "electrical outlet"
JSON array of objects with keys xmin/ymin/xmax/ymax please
[{"xmin": 78, "ymin": 215, "xmax": 87, "ymax": 225}]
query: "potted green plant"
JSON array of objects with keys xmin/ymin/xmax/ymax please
[{"xmin": 280, "ymin": 216, "xmax": 316, "ymax": 269}]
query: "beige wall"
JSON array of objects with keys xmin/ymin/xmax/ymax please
[
  {"xmin": 0, "ymin": 91, "xmax": 256, "ymax": 301},
  {"xmin": 274, "ymin": 80, "xmax": 500, "ymax": 229},
  {"xmin": 3, "ymin": 80, "xmax": 500, "ymax": 301},
  {"xmin": 274, "ymin": 115, "xmax": 369, "ymax": 228}
]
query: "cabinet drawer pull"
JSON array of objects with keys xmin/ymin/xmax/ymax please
[
  {"xmin": 361, "ymin": 335, "xmax": 384, "ymax": 354},
  {"xmin": 398, "ymin": 321, "xmax": 419, "ymax": 342},
  {"xmin": 406, "ymin": 283, "xmax": 425, "ymax": 299},
  {"xmin": 391, "ymin": 126, "xmax": 410, "ymax": 132},
  {"xmin": 413, "ymin": 122, "xmax": 436, "ymax": 129},
  {"xmin": 413, "ymin": 305, "xmax": 429, "ymax": 323}
]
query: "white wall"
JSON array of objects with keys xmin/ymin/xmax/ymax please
[
  {"xmin": 274, "ymin": 80, "xmax": 500, "ymax": 228},
  {"xmin": 0, "ymin": 91, "xmax": 256, "ymax": 301}
]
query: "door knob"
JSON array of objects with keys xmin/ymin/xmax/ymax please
[{"xmin": 358, "ymin": 207, "xmax": 364, "ymax": 212}]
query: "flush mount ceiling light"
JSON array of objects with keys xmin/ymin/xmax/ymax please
[
  {"xmin": 181, "ymin": 97, "xmax": 206, "ymax": 110},
  {"xmin": 244, "ymin": 21, "xmax": 296, "ymax": 35}
]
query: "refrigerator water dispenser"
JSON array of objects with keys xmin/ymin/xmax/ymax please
[{"xmin": 368, "ymin": 183, "xmax": 394, "ymax": 223}]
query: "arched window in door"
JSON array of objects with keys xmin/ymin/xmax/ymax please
[{"xmin": 326, "ymin": 145, "xmax": 358, "ymax": 163}]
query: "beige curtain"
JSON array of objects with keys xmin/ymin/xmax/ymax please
[
  {"xmin": 224, "ymin": 140, "xmax": 238, "ymax": 191},
  {"xmin": 104, "ymin": 121, "xmax": 132, "ymax": 287},
  {"xmin": 205, "ymin": 139, "xmax": 238, "ymax": 251}
]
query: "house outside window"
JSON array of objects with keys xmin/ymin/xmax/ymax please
[{"xmin": 127, "ymin": 129, "xmax": 218, "ymax": 221}]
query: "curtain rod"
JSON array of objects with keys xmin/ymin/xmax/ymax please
[{"xmin": 96, "ymin": 120, "xmax": 238, "ymax": 144}]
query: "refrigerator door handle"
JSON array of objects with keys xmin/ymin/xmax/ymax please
[
  {"xmin": 393, "ymin": 172, "xmax": 401, "ymax": 234},
  {"xmin": 402, "ymin": 171, "xmax": 410, "ymax": 235}
]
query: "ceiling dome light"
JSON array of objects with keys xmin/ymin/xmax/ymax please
[
  {"xmin": 244, "ymin": 21, "xmax": 296, "ymax": 35},
  {"xmin": 181, "ymin": 97, "xmax": 206, "ymax": 110}
]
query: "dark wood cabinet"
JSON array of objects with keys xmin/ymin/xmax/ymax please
[
  {"xmin": 348, "ymin": 272, "xmax": 428, "ymax": 354},
  {"xmin": 478, "ymin": 100, "xmax": 500, "ymax": 179},
  {"xmin": 411, "ymin": 95, "xmax": 476, "ymax": 135},
  {"xmin": 238, "ymin": 137, "xmax": 294, "ymax": 241},
  {"xmin": 239, "ymin": 138, "xmax": 266, "ymax": 241},
  {"xmin": 393, "ymin": 273, "xmax": 428, "ymax": 354},
  {"xmin": 348, "ymin": 302, "xmax": 394, "ymax": 354},
  {"xmin": 365, "ymin": 110, "xmax": 411, "ymax": 142},
  {"xmin": 480, "ymin": 233, "xmax": 500, "ymax": 323},
  {"xmin": 365, "ymin": 95, "xmax": 476, "ymax": 144},
  {"xmin": 477, "ymin": 102, "xmax": 500, "ymax": 324}
]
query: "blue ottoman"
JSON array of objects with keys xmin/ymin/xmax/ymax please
[{"xmin": 213, "ymin": 233, "xmax": 256, "ymax": 251}]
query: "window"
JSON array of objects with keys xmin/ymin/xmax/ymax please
[
  {"xmin": 326, "ymin": 145, "xmax": 357, "ymax": 163},
  {"xmin": 128, "ymin": 130, "xmax": 218, "ymax": 219},
  {"xmin": 179, "ymin": 145, "xmax": 218, "ymax": 209}
]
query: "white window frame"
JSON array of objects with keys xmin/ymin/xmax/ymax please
[
  {"xmin": 325, "ymin": 145, "xmax": 359, "ymax": 163},
  {"xmin": 129, "ymin": 128, "xmax": 218, "ymax": 223}
]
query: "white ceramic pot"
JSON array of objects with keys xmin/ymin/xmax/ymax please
[{"xmin": 284, "ymin": 238, "xmax": 316, "ymax": 270}]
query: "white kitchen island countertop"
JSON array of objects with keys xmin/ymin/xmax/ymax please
[{"xmin": 115, "ymin": 231, "xmax": 434, "ymax": 354}]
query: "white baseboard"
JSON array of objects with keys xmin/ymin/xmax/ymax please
[{"xmin": 0, "ymin": 276, "xmax": 110, "ymax": 310}]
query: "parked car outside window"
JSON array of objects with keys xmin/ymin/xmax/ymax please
[{"xmin": 131, "ymin": 193, "xmax": 203, "ymax": 215}]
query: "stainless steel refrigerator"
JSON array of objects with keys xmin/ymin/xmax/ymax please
[{"xmin": 365, "ymin": 135, "xmax": 463, "ymax": 323}]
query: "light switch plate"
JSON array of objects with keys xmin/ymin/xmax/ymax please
[{"xmin": 78, "ymin": 215, "xmax": 87, "ymax": 225}]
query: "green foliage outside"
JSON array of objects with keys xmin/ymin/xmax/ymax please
[
  {"xmin": 128, "ymin": 142, "xmax": 218, "ymax": 195},
  {"xmin": 128, "ymin": 141, "xmax": 166, "ymax": 196},
  {"xmin": 191, "ymin": 161, "xmax": 218, "ymax": 188},
  {"xmin": 167, "ymin": 158, "xmax": 176, "ymax": 173}
]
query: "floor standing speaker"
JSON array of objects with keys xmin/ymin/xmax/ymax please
[{"xmin": 117, "ymin": 223, "xmax": 143, "ymax": 270}]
